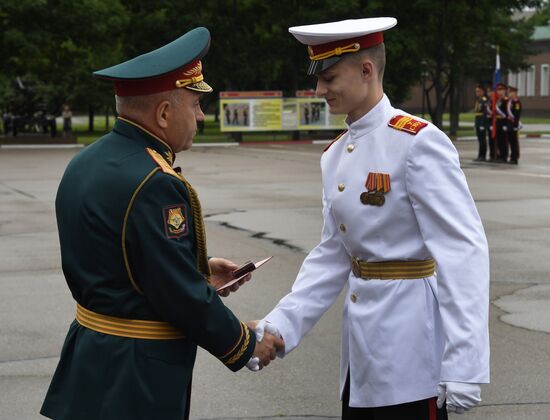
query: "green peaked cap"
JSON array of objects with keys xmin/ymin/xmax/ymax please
[{"xmin": 94, "ymin": 27, "xmax": 212, "ymax": 95}]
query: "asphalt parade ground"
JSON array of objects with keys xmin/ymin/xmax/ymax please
[{"xmin": 1, "ymin": 138, "xmax": 550, "ymax": 420}]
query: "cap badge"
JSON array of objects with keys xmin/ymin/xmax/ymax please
[{"xmin": 175, "ymin": 60, "xmax": 204, "ymax": 88}]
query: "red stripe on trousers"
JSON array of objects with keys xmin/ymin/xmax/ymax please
[{"xmin": 429, "ymin": 397, "xmax": 437, "ymax": 420}]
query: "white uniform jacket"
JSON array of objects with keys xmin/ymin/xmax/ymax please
[{"xmin": 265, "ymin": 95, "xmax": 490, "ymax": 408}]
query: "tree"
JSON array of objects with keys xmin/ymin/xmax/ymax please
[
  {"xmin": 361, "ymin": 0, "xmax": 543, "ymax": 136},
  {"xmin": 2, "ymin": 0, "xmax": 545, "ymax": 136},
  {"xmin": 0, "ymin": 0, "xmax": 128, "ymax": 131}
]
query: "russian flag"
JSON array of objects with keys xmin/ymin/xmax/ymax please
[
  {"xmin": 493, "ymin": 46, "xmax": 501, "ymax": 88},
  {"xmin": 491, "ymin": 46, "xmax": 500, "ymax": 141}
]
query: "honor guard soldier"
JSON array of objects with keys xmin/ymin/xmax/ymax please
[
  {"xmin": 494, "ymin": 82, "xmax": 510, "ymax": 162},
  {"xmin": 506, "ymin": 86, "xmax": 522, "ymax": 164},
  {"xmin": 485, "ymin": 84, "xmax": 498, "ymax": 161},
  {"xmin": 40, "ymin": 27, "xmax": 282, "ymax": 420},
  {"xmin": 473, "ymin": 84, "xmax": 489, "ymax": 161},
  {"xmin": 253, "ymin": 18, "xmax": 490, "ymax": 419}
]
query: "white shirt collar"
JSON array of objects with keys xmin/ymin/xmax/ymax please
[{"xmin": 345, "ymin": 94, "xmax": 392, "ymax": 136}]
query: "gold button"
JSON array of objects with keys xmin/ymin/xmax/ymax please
[
  {"xmin": 339, "ymin": 224, "xmax": 346, "ymax": 232},
  {"xmin": 347, "ymin": 144, "xmax": 355, "ymax": 153},
  {"xmin": 350, "ymin": 293, "xmax": 357, "ymax": 303},
  {"xmin": 338, "ymin": 183, "xmax": 345, "ymax": 192}
]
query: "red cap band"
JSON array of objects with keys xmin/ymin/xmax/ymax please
[
  {"xmin": 308, "ymin": 32, "xmax": 384, "ymax": 60},
  {"xmin": 113, "ymin": 60, "xmax": 203, "ymax": 97}
]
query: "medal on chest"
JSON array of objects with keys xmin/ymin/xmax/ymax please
[{"xmin": 360, "ymin": 172, "xmax": 391, "ymax": 206}]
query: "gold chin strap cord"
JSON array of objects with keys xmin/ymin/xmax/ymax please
[
  {"xmin": 175, "ymin": 74, "xmax": 204, "ymax": 88},
  {"xmin": 309, "ymin": 42, "xmax": 361, "ymax": 61}
]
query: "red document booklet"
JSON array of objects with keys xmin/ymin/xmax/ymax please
[{"xmin": 216, "ymin": 256, "xmax": 273, "ymax": 292}]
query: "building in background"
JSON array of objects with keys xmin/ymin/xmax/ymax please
[
  {"xmin": 400, "ymin": 23, "xmax": 550, "ymax": 118},
  {"xmin": 507, "ymin": 24, "xmax": 550, "ymax": 116}
]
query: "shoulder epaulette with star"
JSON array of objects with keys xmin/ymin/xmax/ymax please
[
  {"xmin": 388, "ymin": 115, "xmax": 428, "ymax": 135},
  {"xmin": 146, "ymin": 148, "xmax": 180, "ymax": 178},
  {"xmin": 323, "ymin": 129, "xmax": 348, "ymax": 152}
]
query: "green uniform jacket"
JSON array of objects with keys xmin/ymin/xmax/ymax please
[{"xmin": 41, "ymin": 118, "xmax": 255, "ymax": 420}]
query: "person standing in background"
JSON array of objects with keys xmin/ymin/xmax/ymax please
[
  {"xmin": 473, "ymin": 85, "xmax": 489, "ymax": 162},
  {"xmin": 506, "ymin": 86, "xmax": 521, "ymax": 165},
  {"xmin": 494, "ymin": 83, "xmax": 509, "ymax": 163},
  {"xmin": 62, "ymin": 105, "xmax": 73, "ymax": 137}
]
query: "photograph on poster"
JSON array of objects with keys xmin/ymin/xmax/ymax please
[
  {"xmin": 222, "ymin": 103, "xmax": 251, "ymax": 127},
  {"xmin": 299, "ymin": 101, "xmax": 326, "ymax": 126}
]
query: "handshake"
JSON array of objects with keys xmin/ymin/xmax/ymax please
[{"xmin": 246, "ymin": 320, "xmax": 285, "ymax": 371}]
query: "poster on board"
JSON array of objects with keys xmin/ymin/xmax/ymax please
[{"xmin": 219, "ymin": 91, "xmax": 345, "ymax": 132}]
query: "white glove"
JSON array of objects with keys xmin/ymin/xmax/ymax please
[
  {"xmin": 437, "ymin": 382, "xmax": 481, "ymax": 414},
  {"xmin": 245, "ymin": 320, "xmax": 283, "ymax": 372},
  {"xmin": 245, "ymin": 356, "xmax": 260, "ymax": 371}
]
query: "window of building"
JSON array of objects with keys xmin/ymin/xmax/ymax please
[
  {"xmin": 541, "ymin": 64, "xmax": 549, "ymax": 96},
  {"xmin": 508, "ymin": 70, "xmax": 517, "ymax": 89},
  {"xmin": 517, "ymin": 71, "xmax": 526, "ymax": 96},
  {"xmin": 526, "ymin": 65, "xmax": 535, "ymax": 96}
]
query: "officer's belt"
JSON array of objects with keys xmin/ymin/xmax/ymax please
[
  {"xmin": 350, "ymin": 257, "xmax": 435, "ymax": 280},
  {"xmin": 76, "ymin": 303, "xmax": 185, "ymax": 340}
]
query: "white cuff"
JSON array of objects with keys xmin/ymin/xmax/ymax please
[{"xmin": 437, "ymin": 381, "xmax": 481, "ymax": 413}]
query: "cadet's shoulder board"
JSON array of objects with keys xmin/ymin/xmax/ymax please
[
  {"xmin": 324, "ymin": 129, "xmax": 348, "ymax": 152},
  {"xmin": 388, "ymin": 115, "xmax": 428, "ymax": 135},
  {"xmin": 146, "ymin": 148, "xmax": 180, "ymax": 178}
]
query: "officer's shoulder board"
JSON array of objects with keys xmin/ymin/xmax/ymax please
[
  {"xmin": 146, "ymin": 148, "xmax": 180, "ymax": 178},
  {"xmin": 323, "ymin": 129, "xmax": 348, "ymax": 152},
  {"xmin": 388, "ymin": 115, "xmax": 428, "ymax": 135}
]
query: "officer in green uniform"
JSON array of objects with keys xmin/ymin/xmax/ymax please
[{"xmin": 40, "ymin": 27, "xmax": 282, "ymax": 420}]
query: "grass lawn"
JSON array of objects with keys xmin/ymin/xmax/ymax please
[{"xmin": 73, "ymin": 113, "xmax": 550, "ymax": 146}]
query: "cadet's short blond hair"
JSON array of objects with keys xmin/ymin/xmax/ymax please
[{"xmin": 351, "ymin": 43, "xmax": 386, "ymax": 81}]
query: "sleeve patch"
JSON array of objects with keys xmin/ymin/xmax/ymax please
[
  {"xmin": 388, "ymin": 115, "xmax": 428, "ymax": 135},
  {"xmin": 163, "ymin": 204, "xmax": 189, "ymax": 238}
]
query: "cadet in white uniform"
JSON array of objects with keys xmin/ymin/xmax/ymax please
[{"xmin": 253, "ymin": 17, "xmax": 490, "ymax": 420}]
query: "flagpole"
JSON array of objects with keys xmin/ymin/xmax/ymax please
[{"xmin": 491, "ymin": 45, "xmax": 500, "ymax": 152}]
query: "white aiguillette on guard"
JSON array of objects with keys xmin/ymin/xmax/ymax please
[{"xmin": 216, "ymin": 256, "xmax": 273, "ymax": 292}]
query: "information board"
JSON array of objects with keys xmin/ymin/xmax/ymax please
[{"xmin": 219, "ymin": 91, "xmax": 346, "ymax": 132}]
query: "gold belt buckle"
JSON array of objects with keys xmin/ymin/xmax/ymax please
[{"xmin": 351, "ymin": 256, "xmax": 362, "ymax": 278}]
